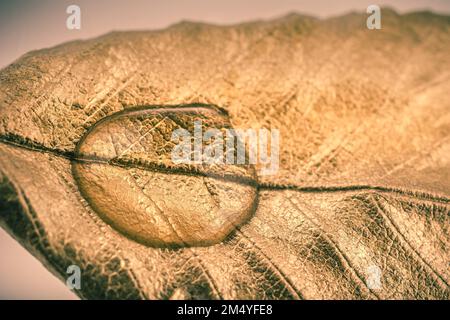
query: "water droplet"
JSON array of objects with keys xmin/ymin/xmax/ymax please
[{"xmin": 72, "ymin": 104, "xmax": 257, "ymax": 247}]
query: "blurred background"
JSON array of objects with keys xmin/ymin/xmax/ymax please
[{"xmin": 0, "ymin": 0, "xmax": 449, "ymax": 299}]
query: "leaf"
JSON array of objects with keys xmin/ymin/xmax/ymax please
[{"xmin": 0, "ymin": 9, "xmax": 449, "ymax": 299}]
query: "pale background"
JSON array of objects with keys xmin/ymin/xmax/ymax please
[{"xmin": 0, "ymin": 0, "xmax": 449, "ymax": 299}]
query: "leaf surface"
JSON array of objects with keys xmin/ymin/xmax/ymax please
[{"xmin": 0, "ymin": 9, "xmax": 449, "ymax": 299}]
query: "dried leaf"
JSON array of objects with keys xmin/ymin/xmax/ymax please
[{"xmin": 0, "ymin": 9, "xmax": 449, "ymax": 299}]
